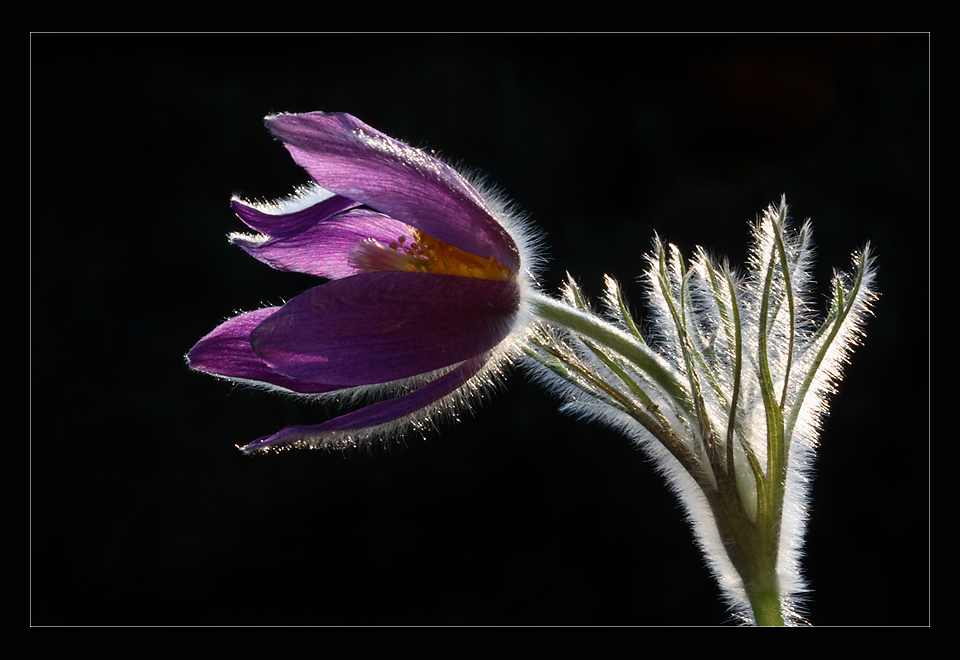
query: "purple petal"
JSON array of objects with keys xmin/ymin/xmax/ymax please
[
  {"xmin": 231, "ymin": 191, "xmax": 360, "ymax": 239},
  {"xmin": 250, "ymin": 271, "xmax": 521, "ymax": 386},
  {"xmin": 230, "ymin": 208, "xmax": 412, "ymax": 280},
  {"xmin": 187, "ymin": 308, "xmax": 345, "ymax": 394},
  {"xmin": 265, "ymin": 112, "xmax": 521, "ymax": 273},
  {"xmin": 241, "ymin": 355, "xmax": 487, "ymax": 452}
]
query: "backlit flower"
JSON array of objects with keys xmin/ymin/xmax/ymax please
[{"xmin": 187, "ymin": 112, "xmax": 540, "ymax": 453}]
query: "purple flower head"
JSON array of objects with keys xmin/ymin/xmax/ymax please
[{"xmin": 187, "ymin": 112, "xmax": 540, "ymax": 453}]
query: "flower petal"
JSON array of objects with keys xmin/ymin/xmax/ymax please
[
  {"xmin": 230, "ymin": 208, "xmax": 412, "ymax": 280},
  {"xmin": 265, "ymin": 112, "xmax": 521, "ymax": 273},
  {"xmin": 187, "ymin": 307, "xmax": 345, "ymax": 394},
  {"xmin": 231, "ymin": 187, "xmax": 360, "ymax": 239},
  {"xmin": 250, "ymin": 271, "xmax": 521, "ymax": 386},
  {"xmin": 240, "ymin": 355, "xmax": 488, "ymax": 453}
]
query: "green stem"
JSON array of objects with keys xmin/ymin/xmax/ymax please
[
  {"xmin": 529, "ymin": 290, "xmax": 788, "ymax": 626},
  {"xmin": 749, "ymin": 585, "xmax": 786, "ymax": 626},
  {"xmin": 708, "ymin": 466, "xmax": 785, "ymax": 626},
  {"xmin": 528, "ymin": 292, "xmax": 690, "ymax": 412}
]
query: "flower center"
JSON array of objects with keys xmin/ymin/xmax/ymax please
[{"xmin": 350, "ymin": 227, "xmax": 513, "ymax": 281}]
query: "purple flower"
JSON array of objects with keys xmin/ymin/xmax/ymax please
[{"xmin": 187, "ymin": 112, "xmax": 539, "ymax": 452}]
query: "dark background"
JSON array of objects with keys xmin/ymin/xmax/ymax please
[{"xmin": 31, "ymin": 34, "xmax": 928, "ymax": 626}]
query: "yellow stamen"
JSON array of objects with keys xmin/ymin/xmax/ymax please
[{"xmin": 350, "ymin": 227, "xmax": 513, "ymax": 281}]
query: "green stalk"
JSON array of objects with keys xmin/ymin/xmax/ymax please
[{"xmin": 528, "ymin": 291, "xmax": 691, "ymax": 413}]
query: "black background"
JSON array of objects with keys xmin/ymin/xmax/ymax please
[{"xmin": 31, "ymin": 34, "xmax": 928, "ymax": 626}]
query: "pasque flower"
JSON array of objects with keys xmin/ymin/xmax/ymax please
[
  {"xmin": 190, "ymin": 112, "xmax": 876, "ymax": 625},
  {"xmin": 187, "ymin": 112, "xmax": 539, "ymax": 452}
]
